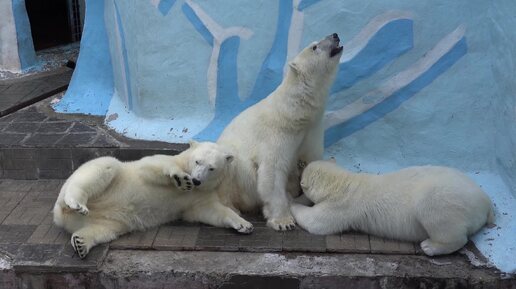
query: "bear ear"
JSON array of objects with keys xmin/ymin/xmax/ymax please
[
  {"xmin": 225, "ymin": 154, "xmax": 234, "ymax": 163},
  {"xmin": 288, "ymin": 61, "xmax": 300, "ymax": 75},
  {"xmin": 189, "ymin": 140, "xmax": 199, "ymax": 148}
]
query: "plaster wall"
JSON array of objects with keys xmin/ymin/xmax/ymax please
[
  {"xmin": 53, "ymin": 0, "xmax": 516, "ymax": 272},
  {"xmin": 0, "ymin": 0, "xmax": 37, "ymax": 72}
]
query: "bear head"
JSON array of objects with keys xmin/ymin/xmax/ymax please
[
  {"xmin": 301, "ymin": 159, "xmax": 342, "ymax": 204},
  {"xmin": 187, "ymin": 140, "xmax": 234, "ymax": 190},
  {"xmin": 288, "ymin": 33, "xmax": 343, "ymax": 87}
]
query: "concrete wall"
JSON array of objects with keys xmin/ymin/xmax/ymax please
[
  {"xmin": 0, "ymin": 0, "xmax": 37, "ymax": 72},
  {"xmin": 53, "ymin": 0, "xmax": 516, "ymax": 273}
]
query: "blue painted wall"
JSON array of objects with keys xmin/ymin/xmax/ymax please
[{"xmin": 54, "ymin": 0, "xmax": 516, "ymax": 272}]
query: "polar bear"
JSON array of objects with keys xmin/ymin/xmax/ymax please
[
  {"xmin": 53, "ymin": 141, "xmax": 253, "ymax": 259},
  {"xmin": 291, "ymin": 160, "xmax": 495, "ymax": 256},
  {"xmin": 216, "ymin": 34, "xmax": 343, "ymax": 231}
]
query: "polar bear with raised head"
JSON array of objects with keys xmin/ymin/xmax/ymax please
[
  {"xmin": 216, "ymin": 34, "xmax": 343, "ymax": 231},
  {"xmin": 53, "ymin": 141, "xmax": 253, "ymax": 259},
  {"xmin": 291, "ymin": 160, "xmax": 495, "ymax": 256}
]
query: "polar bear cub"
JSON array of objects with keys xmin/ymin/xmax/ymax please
[
  {"xmin": 291, "ymin": 160, "xmax": 495, "ymax": 256},
  {"xmin": 53, "ymin": 141, "xmax": 253, "ymax": 259},
  {"xmin": 216, "ymin": 34, "xmax": 344, "ymax": 231}
]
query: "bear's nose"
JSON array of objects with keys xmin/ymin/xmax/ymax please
[
  {"xmin": 192, "ymin": 178, "xmax": 201, "ymax": 186},
  {"xmin": 332, "ymin": 33, "xmax": 339, "ymax": 41}
]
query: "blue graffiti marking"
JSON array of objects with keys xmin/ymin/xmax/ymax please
[
  {"xmin": 181, "ymin": 3, "xmax": 214, "ymax": 46},
  {"xmin": 195, "ymin": 36, "xmax": 243, "ymax": 140},
  {"xmin": 298, "ymin": 0, "xmax": 322, "ymax": 11},
  {"xmin": 114, "ymin": 1, "xmax": 133, "ymax": 110},
  {"xmin": 324, "ymin": 37, "xmax": 467, "ymax": 147},
  {"xmin": 158, "ymin": 0, "xmax": 176, "ymax": 16},
  {"xmin": 331, "ymin": 19, "xmax": 413, "ymax": 94},
  {"xmin": 246, "ymin": 0, "xmax": 293, "ymax": 108}
]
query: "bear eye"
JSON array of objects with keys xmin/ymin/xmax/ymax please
[
  {"xmin": 209, "ymin": 168, "xmax": 215, "ymax": 171},
  {"xmin": 312, "ymin": 45, "xmax": 317, "ymax": 51},
  {"xmin": 195, "ymin": 160, "xmax": 200, "ymax": 165}
]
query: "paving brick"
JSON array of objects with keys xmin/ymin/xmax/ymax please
[
  {"xmin": 23, "ymin": 133, "xmax": 65, "ymax": 147},
  {"xmin": 196, "ymin": 227, "xmax": 240, "ymax": 251},
  {"xmin": 0, "ymin": 190, "xmax": 29, "ymax": 223},
  {"xmin": 238, "ymin": 227, "xmax": 282, "ymax": 252},
  {"xmin": 4, "ymin": 122, "xmax": 40, "ymax": 133},
  {"xmin": 12, "ymin": 112, "xmax": 48, "ymax": 122},
  {"xmin": 27, "ymin": 223, "xmax": 69, "ymax": 245},
  {"xmin": 91, "ymin": 133, "xmax": 121, "ymax": 147},
  {"xmin": 110, "ymin": 228, "xmax": 159, "ymax": 249},
  {"xmin": 0, "ymin": 133, "xmax": 26, "ymax": 146},
  {"xmin": 69, "ymin": 122, "xmax": 97, "ymax": 133},
  {"xmin": 0, "ymin": 179, "xmax": 35, "ymax": 191},
  {"xmin": 369, "ymin": 236, "xmax": 416, "ymax": 254},
  {"xmin": 37, "ymin": 122, "xmax": 72, "ymax": 133},
  {"xmin": 282, "ymin": 229, "xmax": 326, "ymax": 252},
  {"xmin": 56, "ymin": 133, "xmax": 97, "ymax": 147},
  {"xmin": 2, "ymin": 200, "xmax": 53, "ymax": 225},
  {"xmin": 0, "ymin": 225, "xmax": 37, "ymax": 243},
  {"xmin": 13, "ymin": 242, "xmax": 108, "ymax": 273},
  {"xmin": 152, "ymin": 224, "xmax": 200, "ymax": 250},
  {"xmin": 326, "ymin": 233, "xmax": 371, "ymax": 253}
]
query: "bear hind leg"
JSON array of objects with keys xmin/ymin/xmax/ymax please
[
  {"xmin": 420, "ymin": 220, "xmax": 469, "ymax": 256},
  {"xmin": 71, "ymin": 222, "xmax": 125, "ymax": 259}
]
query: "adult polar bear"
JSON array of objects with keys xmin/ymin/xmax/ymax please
[
  {"xmin": 216, "ymin": 34, "xmax": 343, "ymax": 230},
  {"xmin": 54, "ymin": 141, "xmax": 253, "ymax": 259}
]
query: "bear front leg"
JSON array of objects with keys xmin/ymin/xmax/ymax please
[
  {"xmin": 183, "ymin": 201, "xmax": 254, "ymax": 234},
  {"xmin": 257, "ymin": 161, "xmax": 296, "ymax": 231},
  {"xmin": 163, "ymin": 164, "xmax": 194, "ymax": 192},
  {"xmin": 291, "ymin": 203, "xmax": 347, "ymax": 235}
]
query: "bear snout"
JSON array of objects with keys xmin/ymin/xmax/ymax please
[
  {"xmin": 332, "ymin": 33, "xmax": 339, "ymax": 42},
  {"xmin": 192, "ymin": 178, "xmax": 201, "ymax": 186}
]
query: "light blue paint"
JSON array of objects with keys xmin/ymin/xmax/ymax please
[
  {"xmin": 113, "ymin": 1, "xmax": 133, "ymax": 111},
  {"xmin": 330, "ymin": 19, "xmax": 413, "ymax": 94},
  {"xmin": 298, "ymin": 0, "xmax": 321, "ymax": 11},
  {"xmin": 247, "ymin": 0, "xmax": 293, "ymax": 107},
  {"xmin": 11, "ymin": 0, "xmax": 36, "ymax": 71},
  {"xmin": 195, "ymin": 36, "xmax": 243, "ymax": 141},
  {"xmin": 53, "ymin": 0, "xmax": 114, "ymax": 115},
  {"xmin": 194, "ymin": 0, "xmax": 294, "ymax": 141},
  {"xmin": 182, "ymin": 3, "xmax": 214, "ymax": 47},
  {"xmin": 325, "ymin": 37, "xmax": 467, "ymax": 147},
  {"xmin": 158, "ymin": 0, "xmax": 176, "ymax": 16}
]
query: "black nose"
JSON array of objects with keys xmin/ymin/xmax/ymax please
[
  {"xmin": 192, "ymin": 179, "xmax": 201, "ymax": 186},
  {"xmin": 332, "ymin": 33, "xmax": 339, "ymax": 41}
]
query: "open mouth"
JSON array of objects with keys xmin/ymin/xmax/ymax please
[{"xmin": 330, "ymin": 42, "xmax": 343, "ymax": 57}]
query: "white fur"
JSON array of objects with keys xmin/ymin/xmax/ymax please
[
  {"xmin": 216, "ymin": 35, "xmax": 343, "ymax": 231},
  {"xmin": 291, "ymin": 160, "xmax": 495, "ymax": 256},
  {"xmin": 53, "ymin": 141, "xmax": 252, "ymax": 259}
]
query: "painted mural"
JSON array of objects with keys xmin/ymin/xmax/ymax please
[{"xmin": 53, "ymin": 0, "xmax": 515, "ymax": 273}]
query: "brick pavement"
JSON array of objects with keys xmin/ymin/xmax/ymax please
[{"xmin": 0, "ymin": 179, "xmax": 431, "ymax": 270}]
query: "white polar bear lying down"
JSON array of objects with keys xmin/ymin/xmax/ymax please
[
  {"xmin": 53, "ymin": 141, "xmax": 253, "ymax": 259},
  {"xmin": 216, "ymin": 34, "xmax": 343, "ymax": 231},
  {"xmin": 291, "ymin": 160, "xmax": 494, "ymax": 256}
]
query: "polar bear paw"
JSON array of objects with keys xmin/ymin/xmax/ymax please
[
  {"xmin": 420, "ymin": 239, "xmax": 443, "ymax": 256},
  {"xmin": 167, "ymin": 170, "xmax": 193, "ymax": 191},
  {"xmin": 64, "ymin": 198, "xmax": 89, "ymax": 216},
  {"xmin": 71, "ymin": 234, "xmax": 90, "ymax": 259},
  {"xmin": 267, "ymin": 215, "xmax": 296, "ymax": 231},
  {"xmin": 235, "ymin": 220, "xmax": 254, "ymax": 234}
]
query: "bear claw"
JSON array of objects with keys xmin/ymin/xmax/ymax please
[{"xmin": 71, "ymin": 235, "xmax": 89, "ymax": 259}]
